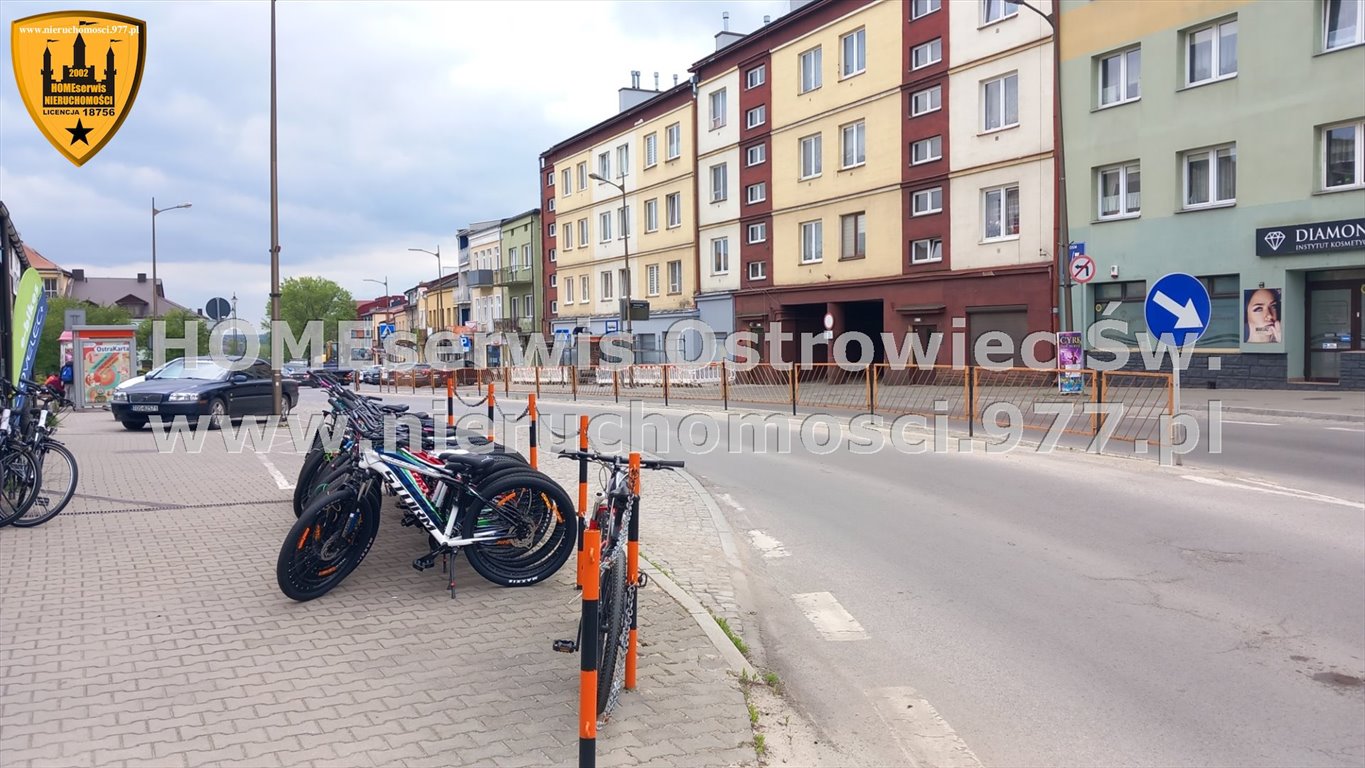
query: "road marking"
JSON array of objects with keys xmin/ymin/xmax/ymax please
[
  {"xmin": 1182, "ymin": 475, "xmax": 1363, "ymax": 510},
  {"xmin": 257, "ymin": 453, "xmax": 294, "ymax": 490},
  {"xmin": 1222, "ymin": 420, "xmax": 1278, "ymax": 426},
  {"xmin": 747, "ymin": 530, "xmax": 789, "ymax": 558},
  {"xmin": 1325, "ymin": 427, "xmax": 1365, "ymax": 433},
  {"xmin": 718, "ymin": 493, "xmax": 744, "ymax": 512},
  {"xmin": 868, "ymin": 686, "xmax": 983, "ymax": 768},
  {"xmin": 792, "ymin": 592, "xmax": 868, "ymax": 641}
]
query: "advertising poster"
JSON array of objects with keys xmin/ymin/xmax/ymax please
[
  {"xmin": 81, "ymin": 339, "xmax": 132, "ymax": 405},
  {"xmin": 1244, "ymin": 287, "xmax": 1282, "ymax": 343},
  {"xmin": 1058, "ymin": 331, "xmax": 1084, "ymax": 394}
]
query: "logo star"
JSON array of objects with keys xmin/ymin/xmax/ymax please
[{"xmin": 66, "ymin": 119, "xmax": 93, "ymax": 145}]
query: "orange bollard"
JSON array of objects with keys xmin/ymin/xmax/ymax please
[
  {"xmin": 576, "ymin": 414, "xmax": 589, "ymax": 591},
  {"xmin": 625, "ymin": 451, "xmax": 641, "ymax": 691},
  {"xmin": 446, "ymin": 377, "xmax": 454, "ymax": 428},
  {"xmin": 528, "ymin": 393, "xmax": 538, "ymax": 470},
  {"xmin": 579, "ymin": 527, "xmax": 600, "ymax": 766}
]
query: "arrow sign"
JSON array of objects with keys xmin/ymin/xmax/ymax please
[
  {"xmin": 1070, "ymin": 255, "xmax": 1095, "ymax": 284},
  {"xmin": 1144, "ymin": 273, "xmax": 1210, "ymax": 347}
]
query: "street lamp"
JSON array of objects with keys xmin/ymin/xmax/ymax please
[
  {"xmin": 363, "ymin": 277, "xmax": 389, "ymax": 363},
  {"xmin": 150, "ymin": 198, "xmax": 191, "ymax": 319},
  {"xmin": 588, "ymin": 172, "xmax": 631, "ymax": 347},
  {"xmin": 269, "ymin": 0, "xmax": 283, "ymax": 417},
  {"xmin": 409, "ymin": 247, "xmax": 443, "ymax": 359}
]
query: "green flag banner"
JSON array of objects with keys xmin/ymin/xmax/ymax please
[{"xmin": 11, "ymin": 267, "xmax": 47, "ymax": 386}]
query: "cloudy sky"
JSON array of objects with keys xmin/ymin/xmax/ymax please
[{"xmin": 1, "ymin": 0, "xmax": 788, "ymax": 320}]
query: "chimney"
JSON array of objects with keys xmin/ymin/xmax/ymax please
[
  {"xmin": 72, "ymin": 268, "xmax": 85, "ymax": 282},
  {"xmin": 654, "ymin": 72, "xmax": 660, "ymax": 90},
  {"xmin": 137, "ymin": 272, "xmax": 146, "ymax": 283},
  {"xmin": 714, "ymin": 13, "xmax": 745, "ymax": 51},
  {"xmin": 764, "ymin": 15, "xmax": 771, "ymax": 24},
  {"xmin": 674, "ymin": 74, "xmax": 679, "ymax": 86},
  {"xmin": 723, "ymin": 11, "xmax": 729, "ymax": 31},
  {"xmin": 631, "ymin": 70, "xmax": 640, "ymax": 88}
]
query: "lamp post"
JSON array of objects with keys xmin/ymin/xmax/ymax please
[
  {"xmin": 589, "ymin": 172, "xmax": 631, "ymax": 346},
  {"xmin": 363, "ymin": 277, "xmax": 389, "ymax": 363},
  {"xmin": 268, "ymin": 0, "xmax": 283, "ymax": 417},
  {"xmin": 409, "ymin": 247, "xmax": 443, "ymax": 360},
  {"xmin": 150, "ymin": 198, "xmax": 191, "ymax": 319}
]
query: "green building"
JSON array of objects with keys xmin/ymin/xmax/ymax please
[
  {"xmin": 497, "ymin": 209, "xmax": 542, "ymax": 353},
  {"xmin": 1060, "ymin": 0, "xmax": 1365, "ymax": 387}
]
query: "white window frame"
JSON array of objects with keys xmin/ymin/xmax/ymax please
[
  {"xmin": 746, "ymin": 144, "xmax": 767, "ymax": 166},
  {"xmin": 550, "ymin": 274, "xmax": 557, "ymax": 288},
  {"xmin": 981, "ymin": 0, "xmax": 1018, "ymax": 26},
  {"xmin": 711, "ymin": 237, "xmax": 730, "ymax": 274},
  {"xmin": 911, "ymin": 0, "xmax": 941, "ymax": 20},
  {"xmin": 1323, "ymin": 120, "xmax": 1365, "ymax": 191},
  {"xmin": 565, "ymin": 277, "xmax": 573, "ymax": 304},
  {"xmin": 601, "ymin": 271, "xmax": 613, "ymax": 301},
  {"xmin": 911, "ymin": 85, "xmax": 941, "ymax": 117},
  {"xmin": 746, "ymin": 64, "xmax": 766, "ymax": 89},
  {"xmin": 748, "ymin": 261, "xmax": 767, "ymax": 280},
  {"xmin": 1096, "ymin": 162, "xmax": 1141, "ymax": 219},
  {"xmin": 912, "ymin": 38, "xmax": 942, "ymax": 70},
  {"xmin": 710, "ymin": 163, "xmax": 728, "ymax": 202},
  {"xmin": 840, "ymin": 211, "xmax": 867, "ymax": 260},
  {"xmin": 546, "ymin": 171, "xmax": 553, "ymax": 186},
  {"xmin": 598, "ymin": 151, "xmax": 611, "ymax": 181},
  {"xmin": 647, "ymin": 264, "xmax": 660, "ymax": 296},
  {"xmin": 981, "ymin": 72, "xmax": 1019, "ymax": 132},
  {"xmin": 599, "ymin": 212, "xmax": 613, "ymax": 242},
  {"xmin": 841, "ymin": 28, "xmax": 866, "ymax": 78},
  {"xmin": 800, "ymin": 133, "xmax": 823, "ymax": 180},
  {"xmin": 561, "ymin": 169, "xmax": 572, "ymax": 196},
  {"xmin": 747, "ymin": 222, "xmax": 767, "ymax": 243},
  {"xmin": 645, "ymin": 133, "xmax": 658, "ymax": 168},
  {"xmin": 616, "ymin": 144, "xmax": 630, "ymax": 177},
  {"xmin": 668, "ymin": 260, "xmax": 683, "ymax": 293},
  {"xmin": 800, "ymin": 220, "xmax": 823, "ymax": 264},
  {"xmin": 578, "ymin": 218, "xmax": 588, "ymax": 247},
  {"xmin": 645, "ymin": 198, "xmax": 659, "ymax": 232},
  {"xmin": 746, "ymin": 105, "xmax": 767, "ymax": 129},
  {"xmin": 666, "ymin": 123, "xmax": 681, "ymax": 160},
  {"xmin": 549, "ymin": 248, "xmax": 557, "ymax": 262},
  {"xmin": 618, "ymin": 204, "xmax": 630, "ymax": 240},
  {"xmin": 746, "ymin": 182, "xmax": 767, "ymax": 204},
  {"xmin": 982, "ymin": 185, "xmax": 1021, "ymax": 241},
  {"xmin": 577, "ymin": 161, "xmax": 588, "ymax": 190},
  {"xmin": 911, "ymin": 135, "xmax": 942, "ymax": 165},
  {"xmin": 547, "ymin": 198, "xmax": 556, "ymax": 212},
  {"xmin": 800, "ymin": 46, "xmax": 823, "ymax": 93},
  {"xmin": 1097, "ymin": 47, "xmax": 1141, "ymax": 108},
  {"xmin": 666, "ymin": 193, "xmax": 682, "ymax": 228},
  {"xmin": 1185, "ymin": 18, "xmax": 1238, "ymax": 87},
  {"xmin": 1325, "ymin": 0, "xmax": 1365, "ymax": 51},
  {"xmin": 911, "ymin": 238, "xmax": 943, "ymax": 264},
  {"xmin": 550, "ymin": 300, "xmax": 558, "ymax": 315},
  {"xmin": 841, "ymin": 120, "xmax": 866, "ymax": 169},
  {"xmin": 1182, "ymin": 144, "xmax": 1237, "ymax": 209},
  {"xmin": 709, "ymin": 88, "xmax": 727, "ymax": 130},
  {"xmin": 580, "ymin": 275, "xmax": 589, "ymax": 304},
  {"xmin": 548, "ymin": 222, "xmax": 557, "ymax": 237},
  {"xmin": 912, "ymin": 187, "xmax": 943, "ymax": 216}
]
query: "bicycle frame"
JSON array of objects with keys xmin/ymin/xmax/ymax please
[{"xmin": 358, "ymin": 446, "xmax": 524, "ymax": 549}]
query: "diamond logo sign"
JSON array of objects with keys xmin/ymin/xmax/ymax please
[{"xmin": 1263, "ymin": 230, "xmax": 1286, "ymax": 251}]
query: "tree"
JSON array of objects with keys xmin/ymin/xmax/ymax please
[
  {"xmin": 137, "ymin": 309, "xmax": 212, "ymax": 366},
  {"xmin": 34, "ymin": 298, "xmax": 132, "ymax": 378},
  {"xmin": 265, "ymin": 276, "xmax": 356, "ymax": 360}
]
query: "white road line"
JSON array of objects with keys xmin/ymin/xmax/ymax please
[
  {"xmin": 1325, "ymin": 427, "xmax": 1365, "ymax": 433},
  {"xmin": 792, "ymin": 591, "xmax": 868, "ymax": 641},
  {"xmin": 1182, "ymin": 475, "xmax": 1363, "ymax": 510},
  {"xmin": 718, "ymin": 493, "xmax": 744, "ymax": 512},
  {"xmin": 868, "ymin": 687, "xmax": 984, "ymax": 768},
  {"xmin": 747, "ymin": 530, "xmax": 789, "ymax": 558},
  {"xmin": 257, "ymin": 453, "xmax": 294, "ymax": 490},
  {"xmin": 1222, "ymin": 420, "xmax": 1278, "ymax": 426}
]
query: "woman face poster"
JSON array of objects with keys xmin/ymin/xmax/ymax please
[{"xmin": 1244, "ymin": 288, "xmax": 1282, "ymax": 344}]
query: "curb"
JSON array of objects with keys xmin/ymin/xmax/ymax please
[
  {"xmin": 1200, "ymin": 405, "xmax": 1365, "ymax": 424},
  {"xmin": 638, "ymin": 557, "xmax": 756, "ymax": 679}
]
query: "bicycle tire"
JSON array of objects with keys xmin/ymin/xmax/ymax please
[
  {"xmin": 461, "ymin": 471, "xmax": 577, "ymax": 587},
  {"xmin": 295, "ymin": 453, "xmax": 356, "ymax": 517},
  {"xmin": 0, "ymin": 445, "xmax": 40, "ymax": 528},
  {"xmin": 277, "ymin": 485, "xmax": 380, "ymax": 601},
  {"xmin": 11, "ymin": 442, "xmax": 78, "ymax": 527},
  {"xmin": 597, "ymin": 543, "xmax": 630, "ymax": 716},
  {"xmin": 292, "ymin": 446, "xmax": 330, "ymax": 516}
]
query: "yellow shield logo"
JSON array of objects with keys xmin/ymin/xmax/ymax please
[{"xmin": 9, "ymin": 11, "xmax": 146, "ymax": 167}]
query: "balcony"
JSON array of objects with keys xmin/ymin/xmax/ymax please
[
  {"xmin": 495, "ymin": 265, "xmax": 535, "ymax": 286},
  {"xmin": 465, "ymin": 269, "xmax": 495, "ymax": 287},
  {"xmin": 453, "ymin": 285, "xmax": 471, "ymax": 304},
  {"xmin": 493, "ymin": 317, "xmax": 537, "ymax": 334}
]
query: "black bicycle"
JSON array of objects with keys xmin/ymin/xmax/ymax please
[{"xmin": 1, "ymin": 378, "xmax": 77, "ymax": 528}]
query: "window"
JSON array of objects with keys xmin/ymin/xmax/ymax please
[
  {"xmin": 599, "ymin": 212, "xmax": 613, "ymax": 242},
  {"xmin": 840, "ymin": 212, "xmax": 867, "ymax": 260},
  {"xmin": 841, "ymin": 28, "xmax": 866, "ymax": 77},
  {"xmin": 619, "ymin": 268, "xmax": 629, "ymax": 297},
  {"xmin": 546, "ymin": 171, "xmax": 553, "ymax": 186},
  {"xmin": 618, "ymin": 205, "xmax": 630, "ymax": 239},
  {"xmin": 551, "ymin": 300, "xmax": 558, "ymax": 314},
  {"xmin": 645, "ymin": 133, "xmax": 658, "ymax": 168},
  {"xmin": 601, "ymin": 271, "xmax": 613, "ymax": 300},
  {"xmin": 547, "ymin": 198, "xmax": 556, "ymax": 212},
  {"xmin": 550, "ymin": 274, "xmax": 558, "ymax": 287},
  {"xmin": 746, "ymin": 144, "xmax": 766, "ymax": 166},
  {"xmin": 42, "ymin": 278, "xmax": 58, "ymax": 297},
  {"xmin": 800, "ymin": 46, "xmax": 822, "ymax": 93},
  {"xmin": 578, "ymin": 219, "xmax": 588, "ymax": 247},
  {"xmin": 645, "ymin": 198, "xmax": 659, "ymax": 232},
  {"xmin": 598, "ymin": 151, "xmax": 611, "ymax": 180},
  {"xmin": 912, "ymin": 0, "xmax": 940, "ymax": 19},
  {"xmin": 746, "ymin": 183, "xmax": 767, "ymax": 204},
  {"xmin": 523, "ymin": 244, "xmax": 533, "ymax": 267},
  {"xmin": 709, "ymin": 88, "xmax": 727, "ymax": 130},
  {"xmin": 666, "ymin": 193, "xmax": 682, "ymax": 227},
  {"xmin": 800, "ymin": 133, "xmax": 822, "ymax": 179},
  {"xmin": 647, "ymin": 264, "xmax": 660, "ymax": 296},
  {"xmin": 711, "ymin": 238, "xmax": 730, "ymax": 274},
  {"xmin": 748, "ymin": 261, "xmax": 767, "ymax": 280},
  {"xmin": 577, "ymin": 161, "xmax": 588, "ymax": 190},
  {"xmin": 911, "ymin": 85, "xmax": 941, "ymax": 116},
  {"xmin": 911, "ymin": 238, "xmax": 943, "ymax": 264},
  {"xmin": 746, "ymin": 105, "xmax": 766, "ymax": 129},
  {"xmin": 616, "ymin": 144, "xmax": 630, "ymax": 176},
  {"xmin": 666, "ymin": 123, "xmax": 681, "ymax": 160},
  {"xmin": 911, "ymin": 135, "xmax": 942, "ymax": 164},
  {"xmin": 982, "ymin": 73, "xmax": 1019, "ymax": 131},
  {"xmin": 549, "ymin": 248, "xmax": 557, "ymax": 262},
  {"xmin": 912, "ymin": 187, "xmax": 943, "ymax": 216},
  {"xmin": 511, "ymin": 297, "xmax": 520, "ymax": 320},
  {"xmin": 668, "ymin": 260, "xmax": 683, "ymax": 293},
  {"xmin": 982, "ymin": 0, "xmax": 1018, "ymax": 24},
  {"xmin": 912, "ymin": 39, "xmax": 942, "ymax": 69},
  {"xmin": 983, "ymin": 185, "xmax": 1020, "ymax": 240},
  {"xmin": 1326, "ymin": 0, "xmax": 1364, "ymax": 50},
  {"xmin": 1186, "ymin": 18, "xmax": 1237, "ymax": 85},
  {"xmin": 580, "ymin": 275, "xmax": 589, "ymax": 303},
  {"xmin": 710, "ymin": 163, "xmax": 728, "ymax": 202},
  {"xmin": 747, "ymin": 65, "xmax": 766, "ymax": 89},
  {"xmin": 1098, "ymin": 48, "xmax": 1141, "ymax": 107},
  {"xmin": 548, "ymin": 222, "xmax": 557, "ymax": 237},
  {"xmin": 1324, "ymin": 120, "xmax": 1364, "ymax": 189},
  {"xmin": 747, "ymin": 222, "xmax": 767, "ymax": 243},
  {"xmin": 1183, "ymin": 145, "xmax": 1236, "ymax": 208},
  {"xmin": 841, "ymin": 121, "xmax": 866, "ymax": 168},
  {"xmin": 562, "ymin": 169, "xmax": 572, "ymax": 195},
  {"xmin": 1097, "ymin": 162, "xmax": 1141, "ymax": 218},
  {"xmin": 800, "ymin": 220, "xmax": 823, "ymax": 263}
]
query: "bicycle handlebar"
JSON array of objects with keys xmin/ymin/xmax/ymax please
[{"xmin": 555, "ymin": 449, "xmax": 685, "ymax": 470}]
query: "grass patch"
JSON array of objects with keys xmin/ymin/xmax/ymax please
[
  {"xmin": 754, "ymin": 733, "xmax": 767, "ymax": 757},
  {"xmin": 715, "ymin": 616, "xmax": 749, "ymax": 657},
  {"xmin": 762, "ymin": 670, "xmax": 780, "ymax": 689},
  {"xmin": 748, "ymin": 700, "xmax": 760, "ymax": 724}
]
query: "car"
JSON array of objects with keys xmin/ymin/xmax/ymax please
[
  {"xmin": 117, "ymin": 358, "xmax": 178, "ymax": 391},
  {"xmin": 359, "ymin": 364, "xmax": 384, "ymax": 385},
  {"xmin": 110, "ymin": 357, "xmax": 300, "ymax": 431},
  {"xmin": 282, "ymin": 360, "xmax": 311, "ymax": 383},
  {"xmin": 389, "ymin": 362, "xmax": 448, "ymax": 388}
]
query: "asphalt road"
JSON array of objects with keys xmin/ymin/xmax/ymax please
[{"xmin": 339, "ymin": 389, "xmax": 1365, "ymax": 766}]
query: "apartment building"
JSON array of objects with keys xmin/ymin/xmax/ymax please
[
  {"xmin": 541, "ymin": 78, "xmax": 700, "ymax": 362},
  {"xmin": 466, "ymin": 221, "xmax": 501, "ymax": 334},
  {"xmin": 1061, "ymin": 0, "xmax": 1365, "ymax": 387},
  {"xmin": 497, "ymin": 209, "xmax": 542, "ymax": 343}
]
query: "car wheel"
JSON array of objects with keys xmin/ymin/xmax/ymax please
[
  {"xmin": 208, "ymin": 398, "xmax": 228, "ymax": 430},
  {"xmin": 121, "ymin": 419, "xmax": 146, "ymax": 431}
]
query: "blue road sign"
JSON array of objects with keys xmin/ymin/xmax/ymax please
[
  {"xmin": 1144, "ymin": 273, "xmax": 1210, "ymax": 347},
  {"xmin": 554, "ymin": 328, "xmax": 572, "ymax": 342},
  {"xmin": 1068, "ymin": 242, "xmax": 1086, "ymax": 260},
  {"xmin": 378, "ymin": 322, "xmax": 395, "ymax": 339},
  {"xmin": 604, "ymin": 319, "xmax": 620, "ymax": 334},
  {"xmin": 459, "ymin": 335, "xmax": 472, "ymax": 351}
]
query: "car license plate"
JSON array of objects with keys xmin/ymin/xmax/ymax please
[{"xmin": 132, "ymin": 404, "xmax": 159, "ymax": 413}]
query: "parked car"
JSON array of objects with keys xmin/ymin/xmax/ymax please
[
  {"xmin": 389, "ymin": 362, "xmax": 446, "ymax": 387},
  {"xmin": 110, "ymin": 357, "xmax": 300, "ymax": 431},
  {"xmin": 117, "ymin": 358, "xmax": 177, "ymax": 391},
  {"xmin": 360, "ymin": 365, "xmax": 384, "ymax": 385},
  {"xmin": 282, "ymin": 360, "xmax": 311, "ymax": 384}
]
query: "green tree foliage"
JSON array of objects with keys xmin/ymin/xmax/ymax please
[
  {"xmin": 264, "ymin": 276, "xmax": 356, "ymax": 359},
  {"xmin": 136, "ymin": 309, "xmax": 212, "ymax": 367},
  {"xmin": 33, "ymin": 298, "xmax": 132, "ymax": 378}
]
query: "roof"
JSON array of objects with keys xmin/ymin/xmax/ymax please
[
  {"xmin": 22, "ymin": 245, "xmax": 63, "ymax": 272},
  {"xmin": 500, "ymin": 209, "xmax": 541, "ymax": 226},
  {"xmin": 541, "ymin": 82, "xmax": 692, "ymax": 163},
  {"xmin": 67, "ymin": 276, "xmax": 192, "ymax": 314}
]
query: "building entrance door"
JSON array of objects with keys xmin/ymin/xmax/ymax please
[{"xmin": 1305, "ymin": 275, "xmax": 1364, "ymax": 381}]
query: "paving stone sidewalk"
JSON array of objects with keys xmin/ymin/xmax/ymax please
[{"xmin": 0, "ymin": 404, "xmax": 755, "ymax": 768}]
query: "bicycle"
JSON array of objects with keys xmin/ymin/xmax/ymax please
[
  {"xmin": 5, "ymin": 378, "xmax": 78, "ymax": 528},
  {"xmin": 0, "ymin": 382, "xmax": 41, "ymax": 528},
  {"xmin": 554, "ymin": 449, "xmax": 685, "ymax": 716}
]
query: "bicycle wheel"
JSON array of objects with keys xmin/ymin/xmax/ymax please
[
  {"xmin": 292, "ymin": 445, "xmax": 329, "ymax": 517},
  {"xmin": 277, "ymin": 484, "xmax": 380, "ymax": 601},
  {"xmin": 0, "ymin": 446, "xmax": 40, "ymax": 528},
  {"xmin": 11, "ymin": 442, "xmax": 78, "ymax": 528},
  {"xmin": 597, "ymin": 542, "xmax": 630, "ymax": 716},
  {"xmin": 461, "ymin": 471, "xmax": 577, "ymax": 587},
  {"xmin": 295, "ymin": 452, "xmax": 355, "ymax": 517}
]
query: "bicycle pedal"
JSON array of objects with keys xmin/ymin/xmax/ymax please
[
  {"xmin": 553, "ymin": 639, "xmax": 578, "ymax": 653},
  {"xmin": 412, "ymin": 554, "xmax": 439, "ymax": 571}
]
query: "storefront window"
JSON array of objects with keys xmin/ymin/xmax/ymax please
[{"xmin": 1094, "ymin": 280, "xmax": 1147, "ymax": 346}]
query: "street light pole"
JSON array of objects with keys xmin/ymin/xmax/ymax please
[
  {"xmin": 151, "ymin": 197, "xmax": 191, "ymax": 320},
  {"xmin": 363, "ymin": 277, "xmax": 389, "ymax": 364},
  {"xmin": 408, "ymin": 247, "xmax": 444, "ymax": 360},
  {"xmin": 269, "ymin": 0, "xmax": 283, "ymax": 416}
]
